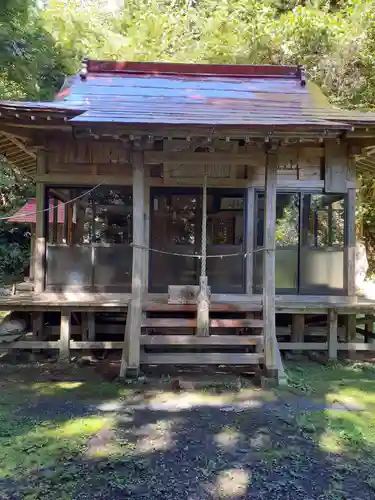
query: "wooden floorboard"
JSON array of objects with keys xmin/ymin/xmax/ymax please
[
  {"xmin": 2, "ymin": 340, "xmax": 375, "ymax": 352},
  {"xmin": 1, "ymin": 292, "xmax": 375, "ymax": 313}
]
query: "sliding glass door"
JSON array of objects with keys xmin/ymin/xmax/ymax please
[
  {"xmin": 254, "ymin": 192, "xmax": 300, "ymax": 293},
  {"xmin": 150, "ymin": 188, "xmax": 245, "ymax": 293},
  {"xmin": 254, "ymin": 190, "xmax": 346, "ymax": 295},
  {"xmin": 299, "ymin": 194, "xmax": 345, "ymax": 294}
]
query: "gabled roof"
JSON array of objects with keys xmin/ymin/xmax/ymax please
[
  {"xmin": 2, "ymin": 59, "xmax": 375, "ymax": 177},
  {"xmin": 2, "ymin": 60, "xmax": 375, "ymax": 129},
  {"xmin": 2, "ymin": 59, "xmax": 375, "ymax": 131}
]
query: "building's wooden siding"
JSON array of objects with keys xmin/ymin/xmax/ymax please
[{"xmin": 42, "ymin": 137, "xmax": 332, "ymax": 188}]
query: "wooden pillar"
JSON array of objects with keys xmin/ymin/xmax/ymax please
[
  {"xmin": 120, "ymin": 148, "xmax": 145, "ymax": 378},
  {"xmin": 197, "ymin": 276, "xmax": 210, "ymax": 336},
  {"xmin": 364, "ymin": 315, "xmax": 373, "ymax": 343},
  {"xmin": 263, "ymin": 148, "xmax": 278, "ymax": 379},
  {"xmin": 63, "ymin": 194, "xmax": 70, "ymax": 244},
  {"xmin": 29, "ymin": 228, "xmax": 35, "ymax": 281},
  {"xmin": 346, "ymin": 190, "xmax": 356, "ymax": 297},
  {"xmin": 246, "ymin": 187, "xmax": 255, "ymax": 295},
  {"xmin": 196, "ymin": 172, "xmax": 209, "ymax": 337},
  {"xmin": 328, "ymin": 309, "xmax": 338, "ymax": 360},
  {"xmin": 35, "ymin": 163, "xmax": 46, "ymax": 293},
  {"xmin": 52, "ymin": 197, "xmax": 58, "ymax": 243},
  {"xmin": 59, "ymin": 309, "xmax": 71, "ymax": 362},
  {"xmin": 81, "ymin": 312, "xmax": 95, "ymax": 341},
  {"xmin": 291, "ymin": 314, "xmax": 304, "ymax": 344},
  {"xmin": 345, "ymin": 157, "xmax": 357, "ymax": 345},
  {"xmin": 32, "ymin": 312, "xmax": 43, "ymax": 340},
  {"xmin": 143, "ymin": 184, "xmax": 150, "ymax": 295},
  {"xmin": 87, "ymin": 312, "xmax": 95, "ymax": 341}
]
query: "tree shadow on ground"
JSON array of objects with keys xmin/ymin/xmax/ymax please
[{"xmin": 1, "ymin": 361, "xmax": 375, "ymax": 500}]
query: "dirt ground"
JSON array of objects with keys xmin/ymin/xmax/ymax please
[{"xmin": 0, "ymin": 362, "xmax": 374, "ymax": 500}]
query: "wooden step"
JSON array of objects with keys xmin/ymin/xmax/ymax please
[
  {"xmin": 140, "ymin": 352, "xmax": 264, "ymax": 365},
  {"xmin": 142, "ymin": 318, "xmax": 264, "ymax": 328},
  {"xmin": 141, "ymin": 335, "xmax": 263, "ymax": 346},
  {"xmin": 143, "ymin": 302, "xmax": 262, "ymax": 313}
]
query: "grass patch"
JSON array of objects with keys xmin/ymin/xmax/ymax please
[
  {"xmin": 0, "ymin": 365, "xmax": 136, "ymax": 499},
  {"xmin": 283, "ymin": 361, "xmax": 375, "ymax": 462}
]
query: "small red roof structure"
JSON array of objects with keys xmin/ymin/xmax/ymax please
[{"xmin": 8, "ymin": 198, "xmax": 65, "ymax": 224}]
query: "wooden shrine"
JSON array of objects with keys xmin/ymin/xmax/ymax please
[{"xmin": 1, "ymin": 60, "xmax": 375, "ymax": 383}]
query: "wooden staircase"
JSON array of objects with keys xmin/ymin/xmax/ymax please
[{"xmin": 138, "ymin": 303, "xmax": 265, "ymax": 368}]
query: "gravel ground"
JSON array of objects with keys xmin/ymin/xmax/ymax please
[{"xmin": 4, "ymin": 388, "xmax": 374, "ymax": 500}]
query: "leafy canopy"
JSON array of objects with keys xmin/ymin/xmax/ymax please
[{"xmin": 1, "ymin": 0, "xmax": 375, "ymax": 276}]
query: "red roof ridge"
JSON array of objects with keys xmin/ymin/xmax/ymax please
[{"xmin": 85, "ymin": 59, "xmax": 301, "ymax": 80}]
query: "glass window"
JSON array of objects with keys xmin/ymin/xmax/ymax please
[
  {"xmin": 46, "ymin": 187, "xmax": 133, "ymax": 245},
  {"xmin": 46, "ymin": 190, "xmax": 69, "ymax": 244},
  {"xmin": 255, "ymin": 192, "xmax": 300, "ymax": 293},
  {"xmin": 299, "ymin": 193, "xmax": 345, "ymax": 294},
  {"xmin": 92, "ymin": 188, "xmax": 132, "ymax": 244},
  {"xmin": 255, "ymin": 191, "xmax": 346, "ymax": 295},
  {"xmin": 46, "ymin": 186, "xmax": 133, "ymax": 292},
  {"xmin": 301, "ymin": 194, "xmax": 344, "ymax": 248}
]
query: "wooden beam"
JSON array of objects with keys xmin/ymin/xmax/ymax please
[
  {"xmin": 67, "ymin": 338, "xmax": 263, "ymax": 348},
  {"xmin": 1, "ymin": 132, "xmax": 36, "ymax": 158},
  {"xmin": 141, "ymin": 335, "xmax": 263, "ymax": 345},
  {"xmin": 253, "ymin": 180, "xmax": 325, "ymax": 189},
  {"xmin": 120, "ymin": 149, "xmax": 145, "ymax": 378},
  {"xmin": 338, "ymin": 343, "xmax": 375, "ymax": 351},
  {"xmin": 263, "ymin": 147, "xmax": 278, "ymax": 377},
  {"xmin": 0, "ymin": 126, "xmax": 36, "ymax": 139},
  {"xmin": 0, "ymin": 341, "xmax": 60, "ymax": 350},
  {"xmin": 140, "ymin": 352, "xmax": 263, "ymax": 365},
  {"xmin": 141, "ymin": 318, "xmax": 264, "ymax": 328},
  {"xmin": 34, "ymin": 151, "xmax": 46, "ymax": 293},
  {"xmin": 59, "ymin": 309, "xmax": 71, "ymax": 361},
  {"xmin": 146, "ymin": 151, "xmax": 256, "ymax": 165},
  {"xmin": 4, "ymin": 339, "xmax": 340, "ymax": 351},
  {"xmin": 36, "ymin": 174, "xmax": 133, "ymax": 186},
  {"xmin": 145, "ymin": 147, "xmax": 324, "ymax": 165},
  {"xmin": 71, "ymin": 341, "xmax": 122, "ymax": 349},
  {"xmin": 328, "ymin": 309, "xmax": 338, "ymax": 360},
  {"xmin": 279, "ymin": 342, "xmax": 328, "ymax": 350},
  {"xmin": 246, "ymin": 187, "xmax": 255, "ymax": 294}
]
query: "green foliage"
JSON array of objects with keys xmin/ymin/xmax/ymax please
[
  {"xmin": 0, "ymin": 0, "xmax": 67, "ymax": 101},
  {"xmin": 2, "ymin": 0, "xmax": 375, "ymax": 278},
  {"xmin": 0, "ymin": 162, "xmax": 34, "ymax": 283},
  {"xmin": 38, "ymin": 0, "xmax": 375, "ymax": 111}
]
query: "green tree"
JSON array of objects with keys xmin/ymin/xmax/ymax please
[
  {"xmin": 0, "ymin": 0, "xmax": 67, "ymax": 282},
  {"xmin": 2, "ymin": 0, "xmax": 375, "ymax": 276}
]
